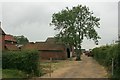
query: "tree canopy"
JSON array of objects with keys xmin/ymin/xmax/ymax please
[
  {"xmin": 51, "ymin": 5, "xmax": 100, "ymax": 60},
  {"xmin": 14, "ymin": 35, "xmax": 29, "ymax": 45}
]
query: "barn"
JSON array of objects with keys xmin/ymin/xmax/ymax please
[
  {"xmin": 4, "ymin": 34, "xmax": 19, "ymax": 51},
  {"xmin": 22, "ymin": 37, "xmax": 75, "ymax": 60},
  {"xmin": 0, "ymin": 23, "xmax": 6, "ymax": 51}
]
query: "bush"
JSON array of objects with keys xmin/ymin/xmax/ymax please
[
  {"xmin": 92, "ymin": 44, "xmax": 120, "ymax": 79},
  {"xmin": 2, "ymin": 50, "xmax": 40, "ymax": 76}
]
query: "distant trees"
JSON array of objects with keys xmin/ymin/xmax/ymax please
[
  {"xmin": 51, "ymin": 5, "xmax": 100, "ymax": 60},
  {"xmin": 14, "ymin": 35, "xmax": 29, "ymax": 45}
]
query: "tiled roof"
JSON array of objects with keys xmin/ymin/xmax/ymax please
[
  {"xmin": 5, "ymin": 35, "xmax": 16, "ymax": 42},
  {"xmin": 22, "ymin": 42, "xmax": 65, "ymax": 51},
  {"xmin": 22, "ymin": 37, "xmax": 66, "ymax": 51},
  {"xmin": 21, "ymin": 43, "xmax": 38, "ymax": 50},
  {"xmin": 46, "ymin": 37, "xmax": 55, "ymax": 44},
  {"xmin": 37, "ymin": 43, "xmax": 64, "ymax": 50}
]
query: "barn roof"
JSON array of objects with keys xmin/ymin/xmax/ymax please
[
  {"xmin": 22, "ymin": 42, "xmax": 65, "ymax": 51},
  {"xmin": 5, "ymin": 34, "xmax": 16, "ymax": 42},
  {"xmin": 22, "ymin": 37, "xmax": 65, "ymax": 51},
  {"xmin": 37, "ymin": 43, "xmax": 64, "ymax": 51},
  {"xmin": 36, "ymin": 37, "xmax": 65, "ymax": 50},
  {"xmin": 46, "ymin": 37, "xmax": 55, "ymax": 44}
]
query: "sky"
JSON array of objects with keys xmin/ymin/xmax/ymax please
[{"xmin": 0, "ymin": 1, "xmax": 119, "ymax": 50}]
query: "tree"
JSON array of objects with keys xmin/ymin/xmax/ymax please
[
  {"xmin": 51, "ymin": 5, "xmax": 100, "ymax": 60},
  {"xmin": 14, "ymin": 35, "xmax": 29, "ymax": 45}
]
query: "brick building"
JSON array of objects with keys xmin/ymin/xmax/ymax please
[
  {"xmin": 22, "ymin": 37, "xmax": 75, "ymax": 60},
  {"xmin": 0, "ymin": 26, "xmax": 6, "ymax": 51},
  {"xmin": 0, "ymin": 22, "xmax": 19, "ymax": 51},
  {"xmin": 4, "ymin": 34, "xmax": 19, "ymax": 51}
]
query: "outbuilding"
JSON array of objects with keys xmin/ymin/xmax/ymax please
[{"xmin": 22, "ymin": 37, "xmax": 75, "ymax": 60}]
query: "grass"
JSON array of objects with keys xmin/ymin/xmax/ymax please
[
  {"xmin": 0, "ymin": 68, "xmax": 2, "ymax": 79},
  {"xmin": 2, "ymin": 69, "xmax": 27, "ymax": 78},
  {"xmin": 40, "ymin": 60, "xmax": 71, "ymax": 75},
  {"xmin": 2, "ymin": 59, "xmax": 74, "ymax": 78}
]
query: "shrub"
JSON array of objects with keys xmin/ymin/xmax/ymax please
[{"xmin": 2, "ymin": 50, "xmax": 40, "ymax": 76}]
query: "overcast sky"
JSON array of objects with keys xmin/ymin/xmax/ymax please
[{"xmin": 1, "ymin": 1, "xmax": 118, "ymax": 50}]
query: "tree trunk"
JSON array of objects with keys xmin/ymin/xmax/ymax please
[
  {"xmin": 76, "ymin": 28, "xmax": 82, "ymax": 61},
  {"xmin": 76, "ymin": 50, "xmax": 81, "ymax": 61},
  {"xmin": 76, "ymin": 45, "xmax": 82, "ymax": 61}
]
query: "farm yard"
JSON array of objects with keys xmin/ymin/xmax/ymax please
[
  {"xmin": 1, "ymin": 1, "xmax": 120, "ymax": 80},
  {"xmin": 40, "ymin": 54, "xmax": 108, "ymax": 78},
  {"xmin": 2, "ymin": 44, "xmax": 120, "ymax": 79}
]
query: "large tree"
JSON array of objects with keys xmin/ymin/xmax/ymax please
[{"xmin": 51, "ymin": 5, "xmax": 100, "ymax": 60}]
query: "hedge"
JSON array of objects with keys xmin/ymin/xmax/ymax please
[
  {"xmin": 92, "ymin": 44, "xmax": 120, "ymax": 79},
  {"xmin": 2, "ymin": 50, "xmax": 41, "ymax": 76}
]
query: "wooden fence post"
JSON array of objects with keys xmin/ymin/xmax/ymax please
[
  {"xmin": 49, "ymin": 57, "xmax": 52, "ymax": 78},
  {"xmin": 112, "ymin": 58, "xmax": 114, "ymax": 76}
]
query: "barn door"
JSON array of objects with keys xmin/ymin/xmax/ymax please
[{"xmin": 67, "ymin": 48, "xmax": 70, "ymax": 58}]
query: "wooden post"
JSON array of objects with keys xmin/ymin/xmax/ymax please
[
  {"xmin": 39, "ymin": 59, "xmax": 40, "ymax": 76},
  {"xmin": 112, "ymin": 58, "xmax": 114, "ymax": 76},
  {"xmin": 49, "ymin": 57, "xmax": 52, "ymax": 78}
]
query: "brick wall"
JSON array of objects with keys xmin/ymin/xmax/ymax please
[
  {"xmin": 39, "ymin": 50, "xmax": 67, "ymax": 60},
  {"xmin": 21, "ymin": 42, "xmax": 72, "ymax": 60},
  {"xmin": 21, "ymin": 43, "xmax": 37, "ymax": 50}
]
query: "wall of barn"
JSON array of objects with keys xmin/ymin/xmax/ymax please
[
  {"xmin": 39, "ymin": 50, "xmax": 67, "ymax": 60},
  {"xmin": 21, "ymin": 43, "xmax": 74, "ymax": 60}
]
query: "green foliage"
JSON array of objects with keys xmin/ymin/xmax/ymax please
[
  {"xmin": 92, "ymin": 44, "xmax": 120, "ymax": 78},
  {"xmin": 51, "ymin": 5, "xmax": 100, "ymax": 60},
  {"xmin": 14, "ymin": 35, "xmax": 29, "ymax": 44},
  {"xmin": 2, "ymin": 50, "xmax": 40, "ymax": 76}
]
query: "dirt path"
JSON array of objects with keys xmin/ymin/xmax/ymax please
[{"xmin": 40, "ymin": 54, "xmax": 108, "ymax": 78}]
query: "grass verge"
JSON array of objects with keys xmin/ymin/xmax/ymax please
[{"xmin": 2, "ymin": 69, "xmax": 27, "ymax": 78}]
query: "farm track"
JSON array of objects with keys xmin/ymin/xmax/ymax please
[{"xmin": 31, "ymin": 54, "xmax": 108, "ymax": 79}]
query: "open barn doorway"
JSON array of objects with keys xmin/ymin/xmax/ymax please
[{"xmin": 67, "ymin": 48, "xmax": 70, "ymax": 58}]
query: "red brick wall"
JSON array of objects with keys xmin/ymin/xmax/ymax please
[
  {"xmin": 22, "ymin": 43, "xmax": 68, "ymax": 60},
  {"xmin": 21, "ymin": 43, "xmax": 37, "ymax": 50},
  {"xmin": 39, "ymin": 50, "xmax": 67, "ymax": 60}
]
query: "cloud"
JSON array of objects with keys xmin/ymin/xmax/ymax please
[{"xmin": 2, "ymin": 2, "xmax": 118, "ymax": 49}]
